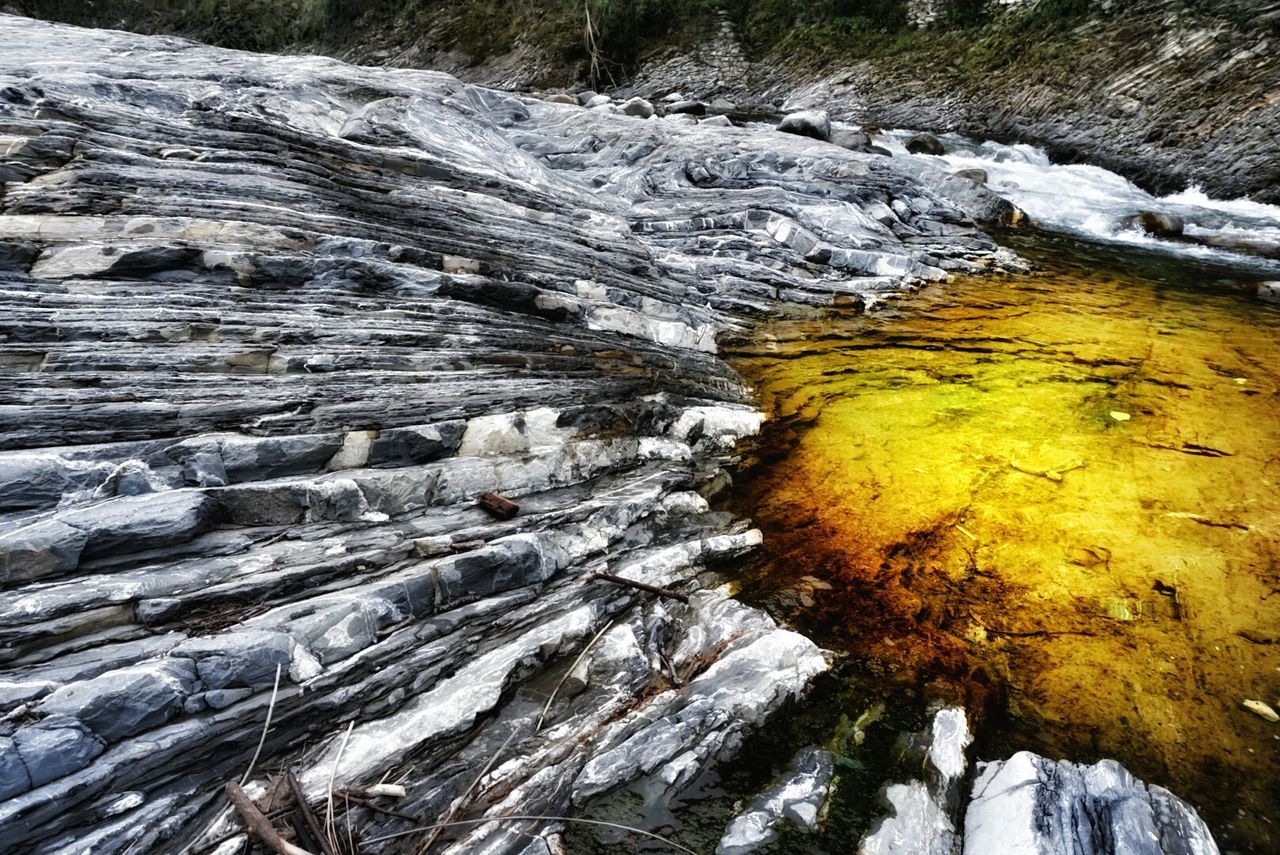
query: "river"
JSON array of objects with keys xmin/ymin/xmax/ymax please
[{"xmin": 720, "ymin": 135, "xmax": 1280, "ymax": 853}]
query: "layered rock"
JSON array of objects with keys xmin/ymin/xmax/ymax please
[{"xmin": 0, "ymin": 14, "xmax": 1010, "ymax": 853}]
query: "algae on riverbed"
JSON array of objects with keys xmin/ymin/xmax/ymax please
[{"xmin": 728, "ymin": 232, "xmax": 1280, "ymax": 852}]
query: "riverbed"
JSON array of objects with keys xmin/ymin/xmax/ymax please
[{"xmin": 726, "ymin": 228, "xmax": 1280, "ymax": 853}]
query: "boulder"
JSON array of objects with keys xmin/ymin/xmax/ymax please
[
  {"xmin": 621, "ymin": 97, "xmax": 654, "ymax": 118},
  {"xmin": 701, "ymin": 115, "xmax": 733, "ymax": 128},
  {"xmin": 906, "ymin": 133, "xmax": 946, "ymax": 155},
  {"xmin": 575, "ymin": 89, "xmax": 598, "ymax": 106},
  {"xmin": 954, "ymin": 168, "xmax": 989, "ymax": 184},
  {"xmin": 665, "ymin": 100, "xmax": 707, "ymax": 116},
  {"xmin": 544, "ymin": 93, "xmax": 577, "ymax": 105},
  {"xmin": 1121, "ymin": 211, "xmax": 1184, "ymax": 238},
  {"xmin": 584, "ymin": 94, "xmax": 612, "ymax": 109},
  {"xmin": 831, "ymin": 128, "xmax": 871, "ymax": 152},
  {"xmin": 0, "ymin": 518, "xmax": 89, "ymax": 586},
  {"xmin": 709, "ymin": 97, "xmax": 736, "ymax": 114},
  {"xmin": 777, "ymin": 110, "xmax": 832, "ymax": 142},
  {"xmin": 1258, "ymin": 281, "xmax": 1280, "ymax": 303}
]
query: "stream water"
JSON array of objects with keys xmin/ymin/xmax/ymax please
[{"xmin": 727, "ymin": 226, "xmax": 1280, "ymax": 852}]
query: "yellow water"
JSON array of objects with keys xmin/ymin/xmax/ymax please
[{"xmin": 729, "ymin": 234, "xmax": 1280, "ymax": 852}]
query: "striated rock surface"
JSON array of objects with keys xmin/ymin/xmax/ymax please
[
  {"xmin": 964, "ymin": 751, "xmax": 1220, "ymax": 855},
  {"xmin": 0, "ymin": 14, "xmax": 1012, "ymax": 854}
]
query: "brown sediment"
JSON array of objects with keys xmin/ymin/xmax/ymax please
[{"xmin": 728, "ymin": 235, "xmax": 1280, "ymax": 852}]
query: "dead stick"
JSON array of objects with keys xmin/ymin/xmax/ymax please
[
  {"xmin": 225, "ymin": 782, "xmax": 316, "ymax": 855},
  {"xmin": 287, "ymin": 772, "xmax": 337, "ymax": 855},
  {"xmin": 585, "ymin": 572, "xmax": 689, "ymax": 603}
]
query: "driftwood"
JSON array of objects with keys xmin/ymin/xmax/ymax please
[
  {"xmin": 225, "ymin": 781, "xmax": 315, "ymax": 855},
  {"xmin": 287, "ymin": 772, "xmax": 337, "ymax": 855},
  {"xmin": 478, "ymin": 492, "xmax": 519, "ymax": 519},
  {"xmin": 585, "ymin": 571, "xmax": 689, "ymax": 603}
]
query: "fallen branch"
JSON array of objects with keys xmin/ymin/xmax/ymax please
[
  {"xmin": 364, "ymin": 814, "xmax": 699, "ymax": 854},
  {"xmin": 225, "ymin": 782, "xmax": 315, "ymax": 855},
  {"xmin": 585, "ymin": 572, "xmax": 689, "ymax": 603},
  {"xmin": 287, "ymin": 772, "xmax": 337, "ymax": 855}
]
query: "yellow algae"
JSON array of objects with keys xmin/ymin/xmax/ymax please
[{"xmin": 729, "ymin": 237, "xmax": 1280, "ymax": 852}]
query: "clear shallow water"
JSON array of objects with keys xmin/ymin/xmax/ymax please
[{"xmin": 728, "ymin": 231, "xmax": 1280, "ymax": 853}]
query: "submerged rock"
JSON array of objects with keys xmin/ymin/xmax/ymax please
[
  {"xmin": 1122, "ymin": 210, "xmax": 1185, "ymax": 238},
  {"xmin": 716, "ymin": 746, "xmax": 835, "ymax": 854}
]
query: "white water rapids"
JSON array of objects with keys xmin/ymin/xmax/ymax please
[{"xmin": 876, "ymin": 128, "xmax": 1280, "ymax": 275}]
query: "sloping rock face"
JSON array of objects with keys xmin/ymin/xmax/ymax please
[{"xmin": 0, "ymin": 14, "xmax": 1014, "ymax": 854}]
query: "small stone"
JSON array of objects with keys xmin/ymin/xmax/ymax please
[
  {"xmin": 544, "ymin": 93, "xmax": 577, "ymax": 105},
  {"xmin": 585, "ymin": 94, "xmax": 611, "ymax": 109},
  {"xmin": 701, "ymin": 115, "xmax": 733, "ymax": 128},
  {"xmin": 1257, "ymin": 281, "xmax": 1280, "ymax": 303},
  {"xmin": 1110, "ymin": 411, "xmax": 1131, "ymax": 421},
  {"xmin": 1243, "ymin": 699, "xmax": 1279, "ymax": 722}
]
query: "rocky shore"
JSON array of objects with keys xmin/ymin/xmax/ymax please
[{"xmin": 0, "ymin": 14, "xmax": 1022, "ymax": 853}]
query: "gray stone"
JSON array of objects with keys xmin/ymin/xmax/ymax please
[
  {"xmin": 179, "ymin": 450, "xmax": 228, "ymax": 487},
  {"xmin": 831, "ymin": 128, "xmax": 870, "ymax": 151},
  {"xmin": 54, "ymin": 491, "xmax": 220, "ymax": 562},
  {"xmin": 0, "ymin": 455, "xmax": 115, "ymax": 511},
  {"xmin": 13, "ymin": 714, "xmax": 105, "ymax": 789},
  {"xmin": 709, "ymin": 97, "xmax": 736, "ymax": 113},
  {"xmin": 35, "ymin": 660, "xmax": 194, "ymax": 743},
  {"xmin": 621, "ymin": 97, "xmax": 655, "ymax": 118},
  {"xmin": 0, "ymin": 519, "xmax": 89, "ymax": 586},
  {"xmin": 204, "ymin": 687, "xmax": 255, "ymax": 709},
  {"xmin": 0, "ymin": 737, "xmax": 32, "ymax": 800},
  {"xmin": 584, "ymin": 94, "xmax": 612, "ymax": 109},
  {"xmin": 954, "ymin": 167, "xmax": 989, "ymax": 184},
  {"xmin": 701, "ymin": 115, "xmax": 734, "ymax": 128},
  {"xmin": 1258, "ymin": 281, "xmax": 1280, "ymax": 303},
  {"xmin": 367, "ymin": 420, "xmax": 465, "ymax": 467},
  {"xmin": 575, "ymin": 89, "xmax": 599, "ymax": 105},
  {"xmin": 777, "ymin": 110, "xmax": 831, "ymax": 142},
  {"xmin": 544, "ymin": 93, "xmax": 577, "ymax": 105},
  {"xmin": 172, "ymin": 630, "xmax": 291, "ymax": 690}
]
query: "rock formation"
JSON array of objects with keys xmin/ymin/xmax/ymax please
[{"xmin": 0, "ymin": 14, "xmax": 1013, "ymax": 853}]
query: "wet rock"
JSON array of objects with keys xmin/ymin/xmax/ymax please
[
  {"xmin": 701, "ymin": 115, "xmax": 733, "ymax": 128},
  {"xmin": 584, "ymin": 94, "xmax": 611, "ymax": 109},
  {"xmin": 709, "ymin": 97, "xmax": 736, "ymax": 114},
  {"xmin": 861, "ymin": 706, "xmax": 972, "ymax": 855},
  {"xmin": 777, "ymin": 110, "xmax": 831, "ymax": 142},
  {"xmin": 575, "ymin": 89, "xmax": 598, "ymax": 105},
  {"xmin": 1258, "ymin": 282, "xmax": 1280, "ymax": 304},
  {"xmin": 544, "ymin": 93, "xmax": 577, "ymax": 105},
  {"xmin": 954, "ymin": 168, "xmax": 988, "ymax": 184},
  {"xmin": 1121, "ymin": 211, "xmax": 1184, "ymax": 238},
  {"xmin": 0, "ymin": 519, "xmax": 89, "ymax": 586},
  {"xmin": 963, "ymin": 751, "xmax": 1219, "ymax": 855},
  {"xmin": 1243, "ymin": 699, "xmax": 1278, "ymax": 722},
  {"xmin": 831, "ymin": 128, "xmax": 870, "ymax": 151},
  {"xmin": 0, "ymin": 455, "xmax": 116, "ymax": 511},
  {"xmin": 716, "ymin": 746, "xmax": 835, "ymax": 854},
  {"xmin": 906, "ymin": 133, "xmax": 946, "ymax": 155}
]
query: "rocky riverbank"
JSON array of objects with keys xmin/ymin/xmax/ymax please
[{"xmin": 0, "ymin": 13, "xmax": 1018, "ymax": 853}]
